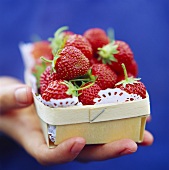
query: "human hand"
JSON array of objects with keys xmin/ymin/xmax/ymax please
[{"xmin": 0, "ymin": 76, "xmax": 153, "ymax": 165}]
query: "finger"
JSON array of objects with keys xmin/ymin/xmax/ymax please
[
  {"xmin": 37, "ymin": 137, "xmax": 86, "ymax": 165},
  {"xmin": 0, "ymin": 84, "xmax": 33, "ymax": 113},
  {"xmin": 0, "ymin": 104, "xmax": 85, "ymax": 165},
  {"xmin": 24, "ymin": 131, "xmax": 86, "ymax": 165},
  {"xmin": 77, "ymin": 139, "xmax": 137, "ymax": 162},
  {"xmin": 146, "ymin": 115, "xmax": 152, "ymax": 122},
  {"xmin": 0, "ymin": 76, "xmax": 22, "ymax": 86},
  {"xmin": 139, "ymin": 130, "xmax": 154, "ymax": 146}
]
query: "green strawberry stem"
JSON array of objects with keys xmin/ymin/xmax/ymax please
[
  {"xmin": 61, "ymin": 81, "xmax": 79, "ymax": 97},
  {"xmin": 61, "ymin": 81, "xmax": 95, "ymax": 97},
  {"xmin": 77, "ymin": 82, "xmax": 95, "ymax": 91},
  {"xmin": 48, "ymin": 26, "xmax": 69, "ymax": 52},
  {"xmin": 70, "ymin": 78, "xmax": 94, "ymax": 82},
  {"xmin": 115, "ymin": 63, "xmax": 141, "ymax": 87},
  {"xmin": 122, "ymin": 63, "xmax": 128, "ymax": 81},
  {"xmin": 86, "ymin": 69, "xmax": 97, "ymax": 82},
  {"xmin": 40, "ymin": 56, "xmax": 53, "ymax": 63},
  {"xmin": 32, "ymin": 61, "xmax": 47, "ymax": 88},
  {"xmin": 98, "ymin": 41, "xmax": 119, "ymax": 64},
  {"xmin": 40, "ymin": 54, "xmax": 60, "ymax": 73},
  {"xmin": 54, "ymin": 26, "xmax": 68, "ymax": 38},
  {"xmin": 69, "ymin": 69, "xmax": 97, "ymax": 85}
]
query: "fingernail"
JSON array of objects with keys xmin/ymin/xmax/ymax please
[
  {"xmin": 15, "ymin": 87, "xmax": 28, "ymax": 104},
  {"xmin": 120, "ymin": 149, "xmax": 136, "ymax": 156},
  {"xmin": 70, "ymin": 138, "xmax": 85, "ymax": 155}
]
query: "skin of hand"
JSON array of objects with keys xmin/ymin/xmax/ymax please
[{"xmin": 0, "ymin": 76, "xmax": 154, "ymax": 165}]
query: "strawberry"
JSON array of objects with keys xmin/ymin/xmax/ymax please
[
  {"xmin": 53, "ymin": 46, "xmax": 90, "ymax": 80},
  {"xmin": 116, "ymin": 60, "xmax": 138, "ymax": 82},
  {"xmin": 83, "ymin": 28, "xmax": 110, "ymax": 55},
  {"xmin": 89, "ymin": 64, "xmax": 117, "ymax": 90},
  {"xmin": 49, "ymin": 27, "xmax": 93, "ymax": 60},
  {"xmin": 65, "ymin": 34, "xmax": 93, "ymax": 60},
  {"xmin": 50, "ymin": 27, "xmax": 109, "ymax": 57},
  {"xmin": 39, "ymin": 66, "xmax": 60, "ymax": 94},
  {"xmin": 126, "ymin": 60, "xmax": 138, "ymax": 77},
  {"xmin": 63, "ymin": 31, "xmax": 74, "ymax": 37},
  {"xmin": 31, "ymin": 40, "xmax": 53, "ymax": 60},
  {"xmin": 115, "ymin": 64, "xmax": 146, "ymax": 99},
  {"xmin": 98, "ymin": 40, "xmax": 134, "ymax": 74},
  {"xmin": 116, "ymin": 72, "xmax": 134, "ymax": 83},
  {"xmin": 89, "ymin": 56, "xmax": 102, "ymax": 66},
  {"xmin": 78, "ymin": 82, "xmax": 101, "ymax": 105},
  {"xmin": 42, "ymin": 80, "xmax": 78, "ymax": 101}
]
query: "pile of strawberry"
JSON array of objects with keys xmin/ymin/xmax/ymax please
[{"xmin": 31, "ymin": 26, "xmax": 147, "ymax": 106}]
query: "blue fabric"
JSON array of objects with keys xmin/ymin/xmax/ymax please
[{"xmin": 0, "ymin": 0, "xmax": 169, "ymax": 169}]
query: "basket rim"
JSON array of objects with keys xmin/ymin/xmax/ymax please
[{"xmin": 34, "ymin": 94, "xmax": 150, "ymax": 125}]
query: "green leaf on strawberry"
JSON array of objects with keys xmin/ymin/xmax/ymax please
[
  {"xmin": 98, "ymin": 41, "xmax": 119, "ymax": 64},
  {"xmin": 32, "ymin": 61, "xmax": 47, "ymax": 88},
  {"xmin": 61, "ymin": 80, "xmax": 79, "ymax": 97},
  {"xmin": 48, "ymin": 26, "xmax": 69, "ymax": 52}
]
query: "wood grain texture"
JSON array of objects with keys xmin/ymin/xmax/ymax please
[{"xmin": 34, "ymin": 94, "xmax": 150, "ymax": 125}]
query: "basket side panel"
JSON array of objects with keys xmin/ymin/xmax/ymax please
[
  {"xmin": 138, "ymin": 116, "xmax": 147, "ymax": 143},
  {"xmin": 40, "ymin": 119, "xmax": 49, "ymax": 147},
  {"xmin": 54, "ymin": 117, "xmax": 142, "ymax": 145}
]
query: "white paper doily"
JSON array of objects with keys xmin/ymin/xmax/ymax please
[
  {"xmin": 94, "ymin": 88, "xmax": 142, "ymax": 105},
  {"xmin": 35, "ymin": 94, "xmax": 82, "ymax": 108},
  {"xmin": 48, "ymin": 125, "xmax": 56, "ymax": 143}
]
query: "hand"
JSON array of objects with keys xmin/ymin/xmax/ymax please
[{"xmin": 0, "ymin": 76, "xmax": 154, "ymax": 165}]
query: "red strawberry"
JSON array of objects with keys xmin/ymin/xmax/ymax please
[
  {"xmin": 65, "ymin": 34, "xmax": 93, "ymax": 60},
  {"xmin": 115, "ymin": 64, "xmax": 146, "ymax": 99},
  {"xmin": 89, "ymin": 56, "xmax": 102, "ymax": 66},
  {"xmin": 31, "ymin": 41, "xmax": 53, "ymax": 60},
  {"xmin": 50, "ymin": 27, "xmax": 93, "ymax": 60},
  {"xmin": 126, "ymin": 60, "xmax": 138, "ymax": 77},
  {"xmin": 116, "ymin": 60, "xmax": 138, "ymax": 83},
  {"xmin": 63, "ymin": 31, "xmax": 74, "ymax": 37},
  {"xmin": 42, "ymin": 80, "xmax": 77, "ymax": 101},
  {"xmin": 54, "ymin": 46, "xmax": 90, "ymax": 80},
  {"xmin": 90, "ymin": 64, "xmax": 117, "ymax": 90},
  {"xmin": 78, "ymin": 82, "xmax": 101, "ymax": 105},
  {"xmin": 83, "ymin": 28, "xmax": 110, "ymax": 55},
  {"xmin": 98, "ymin": 40, "xmax": 134, "ymax": 74},
  {"xmin": 116, "ymin": 72, "xmax": 134, "ymax": 83},
  {"xmin": 40, "ymin": 66, "xmax": 60, "ymax": 94}
]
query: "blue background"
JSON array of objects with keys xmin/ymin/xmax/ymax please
[{"xmin": 0, "ymin": 0, "xmax": 169, "ymax": 169}]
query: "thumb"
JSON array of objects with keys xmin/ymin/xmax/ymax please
[{"xmin": 0, "ymin": 84, "xmax": 33, "ymax": 114}]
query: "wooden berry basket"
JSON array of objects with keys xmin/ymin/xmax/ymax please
[
  {"xmin": 34, "ymin": 91, "xmax": 150, "ymax": 148},
  {"xmin": 25, "ymin": 70, "xmax": 150, "ymax": 148}
]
